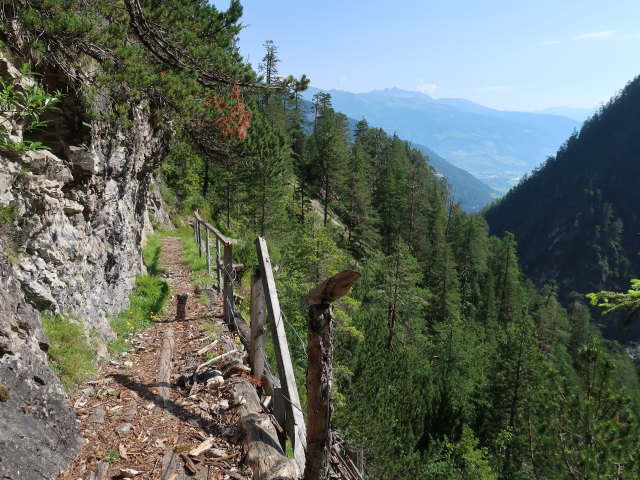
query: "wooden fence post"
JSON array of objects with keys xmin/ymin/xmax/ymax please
[
  {"xmin": 302, "ymin": 270, "xmax": 361, "ymax": 480},
  {"xmin": 223, "ymin": 244, "xmax": 234, "ymax": 326},
  {"xmin": 197, "ymin": 220, "xmax": 202, "ymax": 257},
  {"xmin": 305, "ymin": 303, "xmax": 333, "ymax": 480},
  {"xmin": 255, "ymin": 236, "xmax": 307, "ymax": 474},
  {"xmin": 250, "ymin": 266, "xmax": 265, "ymax": 380},
  {"xmin": 216, "ymin": 238, "xmax": 222, "ymax": 292},
  {"xmin": 205, "ymin": 229, "xmax": 211, "ymax": 275}
]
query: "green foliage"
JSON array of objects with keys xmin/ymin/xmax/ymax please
[
  {"xmin": 484, "ymin": 73, "xmax": 640, "ymax": 322},
  {"xmin": 0, "ymin": 203, "xmax": 17, "ymax": 232},
  {"xmin": 41, "ymin": 313, "xmax": 98, "ymax": 390},
  {"xmin": 588, "ymin": 279, "xmax": 640, "ymax": 326},
  {"xmin": 13, "ymin": 2, "xmax": 639, "ymax": 476},
  {"xmin": 0, "ymin": 57, "xmax": 62, "ymax": 153},
  {"xmin": 104, "ymin": 448, "xmax": 121, "ymax": 464}
]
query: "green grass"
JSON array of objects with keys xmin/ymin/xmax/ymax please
[
  {"xmin": 41, "ymin": 314, "xmax": 98, "ymax": 390},
  {"xmin": 172, "ymin": 225, "xmax": 219, "ymax": 287},
  {"xmin": 108, "ymin": 234, "xmax": 171, "ymax": 353},
  {"xmin": 0, "ymin": 204, "xmax": 19, "ymax": 260},
  {"xmin": 104, "ymin": 449, "xmax": 121, "ymax": 464}
]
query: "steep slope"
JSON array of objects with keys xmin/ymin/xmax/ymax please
[
  {"xmin": 303, "ymin": 87, "xmax": 579, "ymax": 192},
  {"xmin": 412, "ymin": 143, "xmax": 497, "ymax": 212},
  {"xmin": 484, "ymin": 75, "xmax": 640, "ymax": 339}
]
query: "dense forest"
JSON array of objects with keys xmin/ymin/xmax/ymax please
[
  {"xmin": 484, "ymin": 77, "xmax": 640, "ymax": 341},
  {"xmin": 4, "ymin": 1, "xmax": 640, "ymax": 478}
]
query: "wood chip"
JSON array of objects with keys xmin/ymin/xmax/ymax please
[
  {"xmin": 180, "ymin": 453, "xmax": 198, "ymax": 474},
  {"xmin": 195, "ymin": 349, "xmax": 238, "ymax": 374},
  {"xmin": 119, "ymin": 443, "xmax": 128, "ymax": 461},
  {"xmin": 189, "ymin": 438, "xmax": 215, "ymax": 457},
  {"xmin": 119, "ymin": 468, "xmax": 144, "ymax": 477},
  {"xmin": 225, "ymin": 472, "xmax": 247, "ymax": 480},
  {"xmin": 197, "ymin": 340, "xmax": 220, "ymax": 355}
]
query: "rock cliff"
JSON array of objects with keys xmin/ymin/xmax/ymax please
[
  {"xmin": 0, "ymin": 54, "xmax": 168, "ymax": 337},
  {"xmin": 0, "ymin": 250, "xmax": 82, "ymax": 480},
  {"xmin": 0, "ymin": 49, "xmax": 169, "ymax": 477}
]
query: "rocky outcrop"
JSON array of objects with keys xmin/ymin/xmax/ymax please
[
  {"xmin": 0, "ymin": 250, "xmax": 82, "ymax": 479},
  {"xmin": 0, "ymin": 54, "xmax": 168, "ymax": 338},
  {"xmin": 0, "ymin": 48, "xmax": 169, "ymax": 477}
]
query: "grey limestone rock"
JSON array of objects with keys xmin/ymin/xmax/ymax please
[
  {"xmin": 0, "ymin": 252, "xmax": 82, "ymax": 479},
  {"xmin": 0, "ymin": 50, "xmax": 170, "ymax": 478}
]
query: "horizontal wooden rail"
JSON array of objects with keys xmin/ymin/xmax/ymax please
[
  {"xmin": 193, "ymin": 211, "xmax": 238, "ymax": 324},
  {"xmin": 194, "ymin": 210, "xmax": 236, "ymax": 246}
]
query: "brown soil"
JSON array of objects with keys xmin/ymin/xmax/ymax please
[{"xmin": 58, "ymin": 236, "xmax": 252, "ymax": 480}]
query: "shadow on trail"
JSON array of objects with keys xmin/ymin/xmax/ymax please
[{"xmin": 109, "ymin": 373, "xmax": 221, "ymax": 436}]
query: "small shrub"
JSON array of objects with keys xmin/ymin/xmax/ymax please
[{"xmin": 104, "ymin": 449, "xmax": 121, "ymax": 464}]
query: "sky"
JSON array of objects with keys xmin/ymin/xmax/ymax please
[{"xmin": 211, "ymin": 0, "xmax": 640, "ymax": 112}]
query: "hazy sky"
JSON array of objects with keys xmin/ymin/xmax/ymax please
[{"xmin": 211, "ymin": 0, "xmax": 640, "ymax": 111}]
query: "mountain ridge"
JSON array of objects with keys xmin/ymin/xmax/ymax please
[
  {"xmin": 299, "ymin": 96, "xmax": 498, "ymax": 211},
  {"xmin": 303, "ymin": 86, "xmax": 581, "ymax": 192}
]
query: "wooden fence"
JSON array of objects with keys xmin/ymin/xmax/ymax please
[{"xmin": 193, "ymin": 213, "xmax": 363, "ymax": 480}]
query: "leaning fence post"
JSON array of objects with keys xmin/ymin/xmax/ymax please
[
  {"xmin": 255, "ymin": 236, "xmax": 307, "ymax": 474},
  {"xmin": 302, "ymin": 270, "xmax": 361, "ymax": 480},
  {"xmin": 250, "ymin": 266, "xmax": 266, "ymax": 380}
]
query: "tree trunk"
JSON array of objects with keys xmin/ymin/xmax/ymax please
[{"xmin": 305, "ymin": 304, "xmax": 333, "ymax": 480}]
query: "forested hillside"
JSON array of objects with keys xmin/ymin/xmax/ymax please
[
  {"xmin": 296, "ymin": 97, "xmax": 497, "ymax": 212},
  {"xmin": 484, "ymin": 76, "xmax": 640, "ymax": 341},
  {"xmin": 3, "ymin": 1, "xmax": 640, "ymax": 479}
]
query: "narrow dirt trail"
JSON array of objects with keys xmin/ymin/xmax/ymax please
[{"xmin": 59, "ymin": 236, "xmax": 252, "ymax": 480}]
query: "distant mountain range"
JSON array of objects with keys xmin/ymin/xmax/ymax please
[
  {"xmin": 534, "ymin": 106, "xmax": 598, "ymax": 123},
  {"xmin": 303, "ymin": 87, "xmax": 585, "ymax": 193},
  {"xmin": 299, "ymin": 97, "xmax": 497, "ymax": 212}
]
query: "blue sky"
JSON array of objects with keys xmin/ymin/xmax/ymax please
[{"xmin": 212, "ymin": 0, "xmax": 640, "ymax": 111}]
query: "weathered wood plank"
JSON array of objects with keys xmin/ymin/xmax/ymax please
[
  {"xmin": 229, "ymin": 377, "xmax": 299, "ymax": 480},
  {"xmin": 205, "ymin": 229, "xmax": 211, "ymax": 274},
  {"xmin": 304, "ymin": 304, "xmax": 333, "ymax": 480},
  {"xmin": 223, "ymin": 244, "xmax": 234, "ymax": 326},
  {"xmin": 216, "ymin": 238, "xmax": 222, "ymax": 291},
  {"xmin": 196, "ymin": 220, "xmax": 202, "ymax": 257},
  {"xmin": 157, "ymin": 326, "xmax": 175, "ymax": 414},
  {"xmin": 255, "ymin": 236, "xmax": 307, "ymax": 473},
  {"xmin": 250, "ymin": 267, "xmax": 266, "ymax": 380},
  {"xmin": 240, "ymin": 414, "xmax": 299, "ymax": 480}
]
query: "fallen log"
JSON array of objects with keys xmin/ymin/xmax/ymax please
[{"xmin": 228, "ymin": 377, "xmax": 299, "ymax": 480}]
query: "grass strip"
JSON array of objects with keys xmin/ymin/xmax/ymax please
[{"xmin": 108, "ymin": 234, "xmax": 171, "ymax": 353}]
